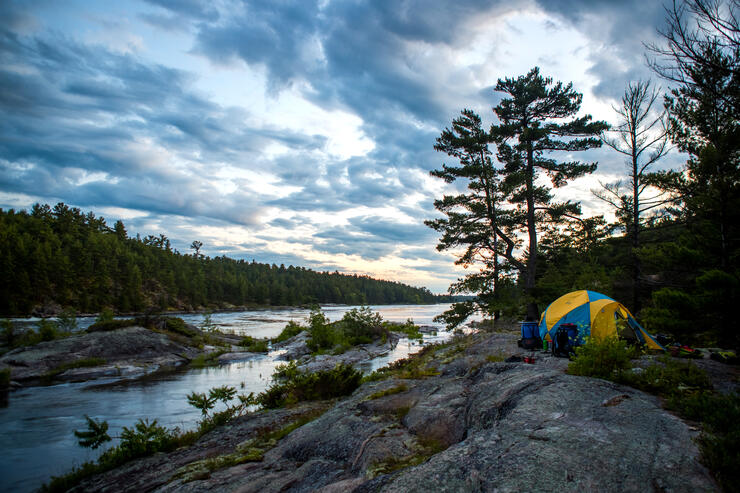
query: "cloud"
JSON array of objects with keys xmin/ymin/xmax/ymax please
[{"xmin": 0, "ymin": 0, "xmax": 689, "ymax": 293}]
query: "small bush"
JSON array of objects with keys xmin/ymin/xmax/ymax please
[
  {"xmin": 306, "ymin": 306, "xmax": 390, "ymax": 352},
  {"xmin": 274, "ymin": 321, "xmax": 304, "ymax": 343},
  {"xmin": 257, "ymin": 361, "xmax": 362, "ymax": 409},
  {"xmin": 387, "ymin": 319, "xmax": 422, "ymax": 340},
  {"xmin": 37, "ymin": 318, "xmax": 60, "ymax": 342},
  {"xmin": 87, "ymin": 319, "xmax": 135, "ymax": 332},
  {"xmin": 96, "ymin": 308, "xmax": 115, "ymax": 324},
  {"xmin": 568, "ymin": 336, "xmax": 641, "ymax": 380},
  {"xmin": 1, "ymin": 319, "xmax": 16, "ymax": 347},
  {"xmin": 341, "ymin": 306, "xmax": 384, "ymax": 345},
  {"xmin": 0, "ymin": 368, "xmax": 10, "ymax": 389},
  {"xmin": 189, "ymin": 351, "xmax": 225, "ymax": 368},
  {"xmin": 200, "ymin": 311, "xmax": 216, "ymax": 332},
  {"xmin": 56, "ymin": 308, "xmax": 78, "ymax": 333},
  {"xmin": 623, "ymin": 356, "xmax": 713, "ymax": 397},
  {"xmin": 164, "ymin": 317, "xmax": 197, "ymax": 337},
  {"xmin": 239, "ymin": 336, "xmax": 269, "ymax": 353},
  {"xmin": 307, "ymin": 308, "xmax": 337, "ymax": 351}
]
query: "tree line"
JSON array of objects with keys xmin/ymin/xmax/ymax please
[
  {"xmin": 428, "ymin": 0, "xmax": 739, "ymax": 347},
  {"xmin": 0, "ymin": 203, "xmax": 440, "ymax": 316}
]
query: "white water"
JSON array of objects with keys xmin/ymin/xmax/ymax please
[{"xmin": 0, "ymin": 304, "xmax": 469, "ymax": 492}]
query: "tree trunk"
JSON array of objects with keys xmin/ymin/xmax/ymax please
[
  {"xmin": 632, "ymin": 146, "xmax": 641, "ymax": 313},
  {"xmin": 525, "ymin": 144, "xmax": 539, "ymax": 321}
]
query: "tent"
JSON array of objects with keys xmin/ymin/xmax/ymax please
[{"xmin": 538, "ymin": 290, "xmax": 664, "ymax": 351}]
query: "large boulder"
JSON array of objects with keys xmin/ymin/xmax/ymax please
[{"xmin": 0, "ymin": 326, "xmax": 199, "ymax": 383}]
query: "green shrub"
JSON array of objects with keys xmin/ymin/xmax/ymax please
[
  {"xmin": 386, "ymin": 319, "xmax": 422, "ymax": 340},
  {"xmin": 239, "ymin": 336, "xmax": 269, "ymax": 353},
  {"xmin": 307, "ymin": 307, "xmax": 337, "ymax": 351},
  {"xmin": 0, "ymin": 368, "xmax": 10, "ymax": 388},
  {"xmin": 306, "ymin": 306, "xmax": 390, "ymax": 352},
  {"xmin": 37, "ymin": 318, "xmax": 60, "ymax": 342},
  {"xmin": 96, "ymin": 308, "xmax": 115, "ymax": 324},
  {"xmin": 568, "ymin": 336, "xmax": 640, "ymax": 380},
  {"xmin": 667, "ymin": 391, "xmax": 740, "ymax": 493},
  {"xmin": 200, "ymin": 311, "xmax": 216, "ymax": 332},
  {"xmin": 363, "ymin": 342, "xmax": 447, "ymax": 382},
  {"xmin": 87, "ymin": 319, "xmax": 135, "ymax": 332},
  {"xmin": 164, "ymin": 317, "xmax": 197, "ymax": 337},
  {"xmin": 623, "ymin": 356, "xmax": 713, "ymax": 397},
  {"xmin": 56, "ymin": 308, "xmax": 78, "ymax": 333},
  {"xmin": 1, "ymin": 319, "xmax": 16, "ymax": 347},
  {"xmin": 189, "ymin": 350, "xmax": 225, "ymax": 368},
  {"xmin": 256, "ymin": 361, "xmax": 362, "ymax": 408},
  {"xmin": 274, "ymin": 321, "xmax": 304, "ymax": 343},
  {"xmin": 340, "ymin": 306, "xmax": 384, "ymax": 345}
]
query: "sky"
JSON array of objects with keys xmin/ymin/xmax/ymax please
[{"xmin": 0, "ymin": 0, "xmax": 685, "ymax": 293}]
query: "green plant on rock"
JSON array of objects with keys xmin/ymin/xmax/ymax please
[
  {"xmin": 1, "ymin": 319, "xmax": 16, "ymax": 347},
  {"xmin": 0, "ymin": 368, "xmax": 11, "ymax": 389},
  {"xmin": 187, "ymin": 385, "xmax": 238, "ymax": 417},
  {"xmin": 164, "ymin": 317, "xmax": 197, "ymax": 337},
  {"xmin": 387, "ymin": 319, "xmax": 422, "ymax": 340},
  {"xmin": 55, "ymin": 308, "xmax": 78, "ymax": 333},
  {"xmin": 366, "ymin": 383, "xmax": 409, "ymax": 401},
  {"xmin": 74, "ymin": 415, "xmax": 111, "ymax": 449},
  {"xmin": 118, "ymin": 419, "xmax": 172, "ymax": 457},
  {"xmin": 96, "ymin": 308, "xmax": 115, "ymax": 324},
  {"xmin": 274, "ymin": 320, "xmax": 304, "ymax": 343},
  {"xmin": 568, "ymin": 336, "xmax": 640, "ymax": 380},
  {"xmin": 37, "ymin": 318, "xmax": 59, "ymax": 342},
  {"xmin": 87, "ymin": 319, "xmax": 135, "ymax": 332},
  {"xmin": 341, "ymin": 306, "xmax": 384, "ymax": 345},
  {"xmin": 257, "ymin": 361, "xmax": 362, "ymax": 409},
  {"xmin": 200, "ymin": 311, "xmax": 216, "ymax": 332},
  {"xmin": 189, "ymin": 350, "xmax": 226, "ymax": 368},
  {"xmin": 239, "ymin": 336, "xmax": 269, "ymax": 353},
  {"xmin": 307, "ymin": 307, "xmax": 336, "ymax": 351}
]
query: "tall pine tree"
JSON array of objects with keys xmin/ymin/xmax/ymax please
[{"xmin": 490, "ymin": 67, "xmax": 608, "ymax": 320}]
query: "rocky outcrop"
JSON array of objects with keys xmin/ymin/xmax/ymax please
[
  {"xmin": 0, "ymin": 326, "xmax": 202, "ymax": 385},
  {"xmin": 72, "ymin": 331, "xmax": 718, "ymax": 492}
]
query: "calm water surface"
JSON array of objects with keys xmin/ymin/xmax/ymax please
[{"xmin": 0, "ymin": 304, "xmax": 468, "ymax": 492}]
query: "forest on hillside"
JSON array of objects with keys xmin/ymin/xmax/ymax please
[
  {"xmin": 428, "ymin": 0, "xmax": 739, "ymax": 348},
  {"xmin": 0, "ymin": 203, "xmax": 439, "ymax": 316}
]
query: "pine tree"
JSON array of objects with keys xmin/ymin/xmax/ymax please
[
  {"xmin": 490, "ymin": 67, "xmax": 609, "ymax": 320},
  {"xmin": 426, "ymin": 109, "xmax": 511, "ymax": 324}
]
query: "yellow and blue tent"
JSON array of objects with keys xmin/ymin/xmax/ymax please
[{"xmin": 538, "ymin": 290, "xmax": 664, "ymax": 351}]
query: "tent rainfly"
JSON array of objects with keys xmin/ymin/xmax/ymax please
[{"xmin": 538, "ymin": 290, "xmax": 664, "ymax": 351}]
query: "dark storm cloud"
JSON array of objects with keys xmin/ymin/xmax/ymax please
[
  {"xmin": 535, "ymin": 0, "xmax": 668, "ymax": 100},
  {"xmin": 195, "ymin": 1, "xmax": 322, "ymax": 86}
]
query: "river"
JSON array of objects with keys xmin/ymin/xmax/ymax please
[{"xmin": 0, "ymin": 304, "xmax": 468, "ymax": 492}]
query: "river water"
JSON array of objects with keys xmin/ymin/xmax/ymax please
[{"xmin": 0, "ymin": 304, "xmax": 467, "ymax": 492}]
